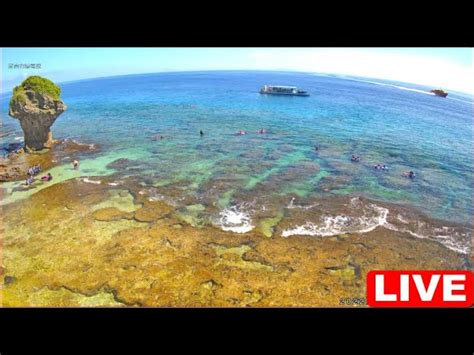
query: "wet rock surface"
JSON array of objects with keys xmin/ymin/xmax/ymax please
[
  {"xmin": 0, "ymin": 139, "xmax": 98, "ymax": 182},
  {"xmin": 1, "ymin": 179, "xmax": 467, "ymax": 307}
]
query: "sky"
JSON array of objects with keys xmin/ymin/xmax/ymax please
[{"xmin": 1, "ymin": 48, "xmax": 472, "ymax": 94}]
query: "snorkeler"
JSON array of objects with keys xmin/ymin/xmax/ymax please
[{"xmin": 402, "ymin": 171, "xmax": 416, "ymax": 178}]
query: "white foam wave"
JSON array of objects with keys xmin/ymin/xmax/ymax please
[
  {"xmin": 217, "ymin": 205, "xmax": 254, "ymax": 233},
  {"xmin": 282, "ymin": 204, "xmax": 388, "ymax": 237},
  {"xmin": 383, "ymin": 222, "xmax": 470, "ymax": 255},
  {"xmin": 82, "ymin": 178, "xmax": 101, "ymax": 185},
  {"xmin": 108, "ymin": 182, "xmax": 119, "ymax": 186},
  {"xmin": 396, "ymin": 214, "xmax": 409, "ymax": 224},
  {"xmin": 14, "ymin": 136, "xmax": 24, "ymax": 141}
]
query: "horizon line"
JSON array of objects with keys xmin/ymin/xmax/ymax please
[{"xmin": 1, "ymin": 69, "xmax": 472, "ymax": 96}]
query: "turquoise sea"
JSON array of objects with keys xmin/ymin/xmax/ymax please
[{"xmin": 1, "ymin": 71, "xmax": 472, "ymax": 253}]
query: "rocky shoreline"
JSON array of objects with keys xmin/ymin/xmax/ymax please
[
  {"xmin": 0, "ymin": 139, "xmax": 98, "ymax": 182},
  {"xmin": 1, "ymin": 175, "xmax": 469, "ymax": 307}
]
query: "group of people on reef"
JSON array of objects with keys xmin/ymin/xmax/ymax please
[
  {"xmin": 24, "ymin": 164, "xmax": 53, "ymax": 186},
  {"xmin": 25, "ymin": 164, "xmax": 41, "ymax": 185},
  {"xmin": 349, "ymin": 154, "xmax": 416, "ymax": 178},
  {"xmin": 27, "ymin": 164, "xmax": 42, "ymax": 177}
]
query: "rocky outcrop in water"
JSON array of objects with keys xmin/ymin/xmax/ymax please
[{"xmin": 9, "ymin": 76, "xmax": 67, "ymax": 151}]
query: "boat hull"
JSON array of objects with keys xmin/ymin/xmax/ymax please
[
  {"xmin": 430, "ymin": 90, "xmax": 448, "ymax": 97},
  {"xmin": 259, "ymin": 91, "xmax": 309, "ymax": 97}
]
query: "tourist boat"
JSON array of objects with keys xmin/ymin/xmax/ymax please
[
  {"xmin": 259, "ymin": 85, "xmax": 309, "ymax": 96},
  {"xmin": 430, "ymin": 89, "xmax": 448, "ymax": 97}
]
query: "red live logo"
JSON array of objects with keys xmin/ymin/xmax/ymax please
[{"xmin": 367, "ymin": 270, "xmax": 474, "ymax": 307}]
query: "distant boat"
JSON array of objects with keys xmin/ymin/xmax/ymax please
[
  {"xmin": 430, "ymin": 89, "xmax": 448, "ymax": 97},
  {"xmin": 259, "ymin": 85, "xmax": 309, "ymax": 96}
]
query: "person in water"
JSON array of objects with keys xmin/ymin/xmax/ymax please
[
  {"xmin": 200, "ymin": 130, "xmax": 204, "ymax": 136},
  {"xmin": 237, "ymin": 130, "xmax": 246, "ymax": 135},
  {"xmin": 351, "ymin": 155, "xmax": 360, "ymax": 162},
  {"xmin": 258, "ymin": 129, "xmax": 266, "ymax": 134},
  {"xmin": 374, "ymin": 163, "xmax": 387, "ymax": 170},
  {"xmin": 73, "ymin": 159, "xmax": 80, "ymax": 170},
  {"xmin": 402, "ymin": 171, "xmax": 416, "ymax": 178},
  {"xmin": 41, "ymin": 173, "xmax": 52, "ymax": 181}
]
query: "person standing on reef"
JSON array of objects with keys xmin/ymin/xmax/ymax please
[
  {"xmin": 73, "ymin": 159, "xmax": 80, "ymax": 170},
  {"xmin": 25, "ymin": 174, "xmax": 34, "ymax": 186}
]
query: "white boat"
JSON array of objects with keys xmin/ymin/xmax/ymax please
[{"xmin": 259, "ymin": 85, "xmax": 309, "ymax": 96}]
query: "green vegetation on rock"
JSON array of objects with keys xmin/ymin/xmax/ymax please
[{"xmin": 11, "ymin": 76, "xmax": 61, "ymax": 105}]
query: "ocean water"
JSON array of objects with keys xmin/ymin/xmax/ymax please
[{"xmin": 1, "ymin": 71, "xmax": 472, "ymax": 252}]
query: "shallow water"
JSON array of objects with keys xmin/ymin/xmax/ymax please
[{"xmin": 1, "ymin": 71, "xmax": 472, "ymax": 254}]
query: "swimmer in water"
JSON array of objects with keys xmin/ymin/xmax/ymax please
[
  {"xmin": 402, "ymin": 171, "xmax": 416, "ymax": 178},
  {"xmin": 73, "ymin": 159, "xmax": 80, "ymax": 170},
  {"xmin": 237, "ymin": 130, "xmax": 246, "ymax": 135},
  {"xmin": 200, "ymin": 130, "xmax": 204, "ymax": 136}
]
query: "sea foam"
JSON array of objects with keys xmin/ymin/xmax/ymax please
[
  {"xmin": 217, "ymin": 205, "xmax": 254, "ymax": 233},
  {"xmin": 282, "ymin": 203, "xmax": 389, "ymax": 237}
]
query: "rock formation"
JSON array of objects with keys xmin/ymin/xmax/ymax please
[{"xmin": 9, "ymin": 76, "xmax": 67, "ymax": 151}]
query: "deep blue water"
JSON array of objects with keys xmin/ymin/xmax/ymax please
[{"xmin": 1, "ymin": 71, "xmax": 472, "ymax": 227}]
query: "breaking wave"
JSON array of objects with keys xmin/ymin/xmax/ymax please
[
  {"xmin": 282, "ymin": 196, "xmax": 471, "ymax": 255},
  {"xmin": 216, "ymin": 204, "xmax": 254, "ymax": 233},
  {"xmin": 384, "ymin": 221, "xmax": 471, "ymax": 255},
  {"xmin": 282, "ymin": 202, "xmax": 388, "ymax": 237}
]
